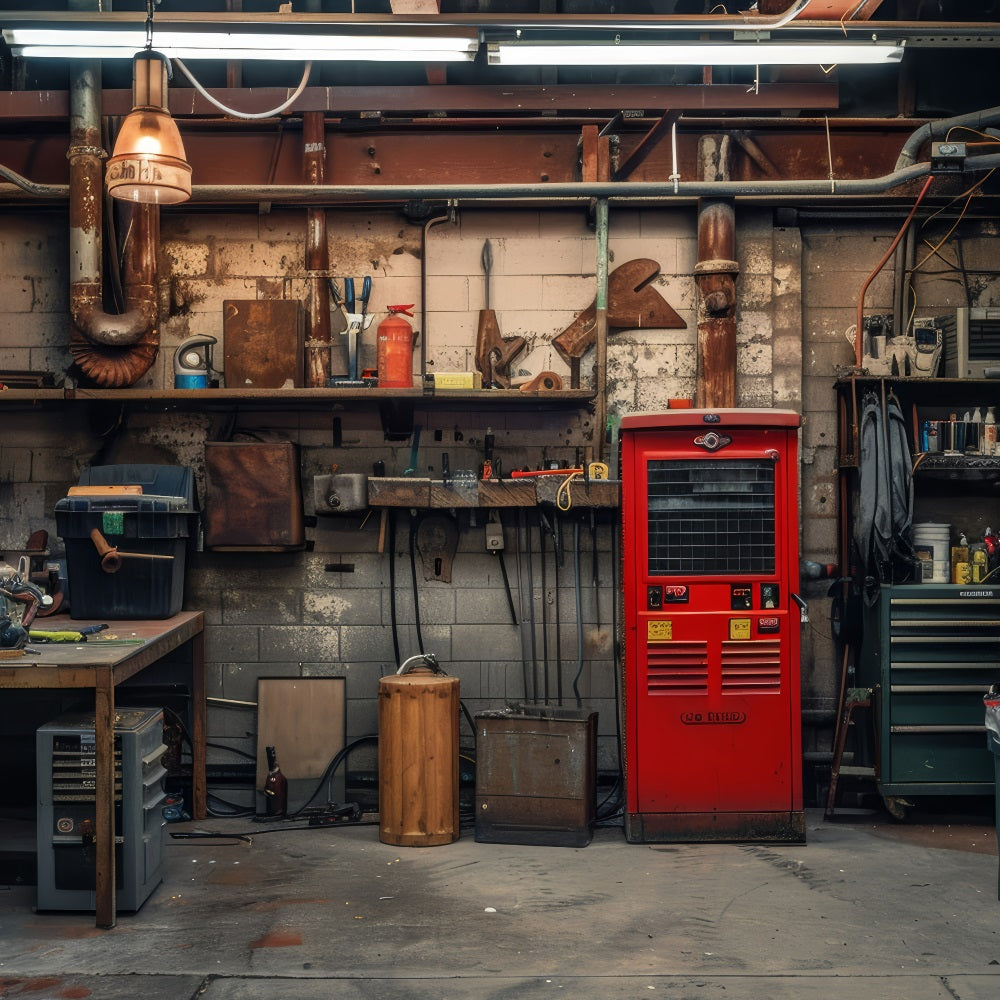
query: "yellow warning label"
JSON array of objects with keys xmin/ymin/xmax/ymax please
[
  {"xmin": 729, "ymin": 618, "xmax": 752, "ymax": 640},
  {"xmin": 647, "ymin": 620, "xmax": 672, "ymax": 641}
]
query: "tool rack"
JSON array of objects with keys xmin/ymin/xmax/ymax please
[{"xmin": 831, "ymin": 375, "xmax": 1000, "ymax": 816}]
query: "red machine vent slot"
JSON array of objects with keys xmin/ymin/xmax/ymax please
[
  {"xmin": 646, "ymin": 641, "xmax": 709, "ymax": 694},
  {"xmin": 721, "ymin": 640, "xmax": 782, "ymax": 693}
]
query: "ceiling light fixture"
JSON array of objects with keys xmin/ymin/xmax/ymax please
[
  {"xmin": 3, "ymin": 28, "xmax": 480, "ymax": 63},
  {"xmin": 105, "ymin": 2, "xmax": 191, "ymax": 205},
  {"xmin": 487, "ymin": 40, "xmax": 905, "ymax": 67}
]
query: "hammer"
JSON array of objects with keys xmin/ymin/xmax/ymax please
[{"xmin": 89, "ymin": 528, "xmax": 175, "ymax": 575}]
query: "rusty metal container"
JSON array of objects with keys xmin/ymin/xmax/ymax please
[
  {"xmin": 475, "ymin": 706, "xmax": 597, "ymax": 847},
  {"xmin": 378, "ymin": 654, "xmax": 459, "ymax": 847}
]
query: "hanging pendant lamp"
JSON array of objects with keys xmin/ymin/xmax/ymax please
[{"xmin": 106, "ymin": 49, "xmax": 191, "ymax": 205}]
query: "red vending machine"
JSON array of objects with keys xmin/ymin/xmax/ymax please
[{"xmin": 621, "ymin": 409, "xmax": 805, "ymax": 842}]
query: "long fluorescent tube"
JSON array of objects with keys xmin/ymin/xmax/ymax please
[
  {"xmin": 3, "ymin": 29, "xmax": 479, "ymax": 62},
  {"xmin": 488, "ymin": 41, "xmax": 905, "ymax": 67}
]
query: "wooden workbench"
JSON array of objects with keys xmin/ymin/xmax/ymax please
[{"xmin": 0, "ymin": 610, "xmax": 205, "ymax": 928}]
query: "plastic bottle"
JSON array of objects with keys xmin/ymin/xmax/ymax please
[
  {"xmin": 986, "ymin": 407, "xmax": 997, "ymax": 456},
  {"xmin": 973, "ymin": 406, "xmax": 983, "ymax": 453},
  {"xmin": 264, "ymin": 745, "xmax": 288, "ymax": 817}
]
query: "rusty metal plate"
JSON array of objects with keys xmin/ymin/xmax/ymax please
[{"xmin": 223, "ymin": 299, "xmax": 304, "ymax": 390}]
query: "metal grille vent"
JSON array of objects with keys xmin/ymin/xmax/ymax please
[
  {"xmin": 647, "ymin": 460, "xmax": 776, "ymax": 576},
  {"xmin": 721, "ymin": 640, "xmax": 782, "ymax": 693},
  {"xmin": 647, "ymin": 641, "xmax": 708, "ymax": 694}
]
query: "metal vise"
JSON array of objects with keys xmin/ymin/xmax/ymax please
[{"xmin": 0, "ymin": 571, "xmax": 50, "ymax": 648}]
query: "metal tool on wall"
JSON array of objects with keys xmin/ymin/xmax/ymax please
[
  {"xmin": 329, "ymin": 276, "xmax": 376, "ymax": 387},
  {"xmin": 552, "ymin": 258, "xmax": 686, "ymax": 387},
  {"xmin": 474, "ymin": 239, "xmax": 525, "ymax": 389},
  {"xmin": 486, "ymin": 510, "xmax": 518, "ymax": 627}
]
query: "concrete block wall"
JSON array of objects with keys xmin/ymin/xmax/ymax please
[{"xmin": 19, "ymin": 201, "xmax": 997, "ymax": 807}]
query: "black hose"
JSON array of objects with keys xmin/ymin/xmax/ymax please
[
  {"xmin": 525, "ymin": 509, "xmax": 537, "ymax": 703},
  {"xmin": 289, "ymin": 734, "xmax": 379, "ymax": 818},
  {"xmin": 573, "ymin": 519, "xmax": 584, "ymax": 708},
  {"xmin": 408, "ymin": 510, "xmax": 425, "ymax": 654},
  {"xmin": 539, "ymin": 517, "xmax": 549, "ymax": 705},
  {"xmin": 597, "ymin": 512, "xmax": 625, "ymax": 826},
  {"xmin": 388, "ymin": 510, "xmax": 400, "ymax": 670},
  {"xmin": 554, "ymin": 514, "xmax": 563, "ymax": 706}
]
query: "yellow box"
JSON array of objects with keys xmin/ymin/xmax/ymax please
[{"xmin": 431, "ymin": 372, "xmax": 482, "ymax": 389}]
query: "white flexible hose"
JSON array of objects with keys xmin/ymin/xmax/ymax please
[{"xmin": 173, "ymin": 58, "xmax": 312, "ymax": 120}]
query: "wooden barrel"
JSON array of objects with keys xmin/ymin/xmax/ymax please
[{"xmin": 378, "ymin": 664, "xmax": 460, "ymax": 846}]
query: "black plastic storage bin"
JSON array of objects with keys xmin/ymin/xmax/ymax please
[{"xmin": 55, "ymin": 465, "xmax": 197, "ymax": 620}]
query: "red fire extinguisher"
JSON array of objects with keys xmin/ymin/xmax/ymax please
[{"xmin": 377, "ymin": 305, "xmax": 416, "ymax": 388}]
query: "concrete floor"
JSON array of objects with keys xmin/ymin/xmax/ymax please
[{"xmin": 1, "ymin": 806, "xmax": 998, "ymax": 1000}]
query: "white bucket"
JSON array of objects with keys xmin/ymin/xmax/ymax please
[{"xmin": 913, "ymin": 523, "xmax": 951, "ymax": 583}]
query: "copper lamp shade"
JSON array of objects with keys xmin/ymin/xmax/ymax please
[{"xmin": 107, "ymin": 52, "xmax": 191, "ymax": 205}]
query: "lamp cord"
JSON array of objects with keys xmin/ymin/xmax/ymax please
[{"xmin": 173, "ymin": 58, "xmax": 312, "ymax": 121}]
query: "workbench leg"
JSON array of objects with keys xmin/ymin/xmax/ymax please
[
  {"xmin": 94, "ymin": 675, "xmax": 117, "ymax": 929},
  {"xmin": 191, "ymin": 629, "xmax": 207, "ymax": 821}
]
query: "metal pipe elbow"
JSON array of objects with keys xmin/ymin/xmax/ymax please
[
  {"xmin": 69, "ymin": 322, "xmax": 159, "ymax": 388},
  {"xmin": 70, "ymin": 280, "xmax": 157, "ymax": 347}
]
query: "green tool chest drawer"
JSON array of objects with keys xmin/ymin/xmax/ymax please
[{"xmin": 879, "ymin": 585, "xmax": 999, "ymax": 794}]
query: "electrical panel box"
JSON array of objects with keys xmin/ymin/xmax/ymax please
[
  {"xmin": 620, "ymin": 409, "xmax": 804, "ymax": 842},
  {"xmin": 36, "ymin": 708, "xmax": 167, "ymax": 912}
]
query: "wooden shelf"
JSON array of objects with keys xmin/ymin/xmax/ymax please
[
  {"xmin": 57, "ymin": 386, "xmax": 595, "ymax": 408},
  {"xmin": 368, "ymin": 476, "xmax": 620, "ymax": 509}
]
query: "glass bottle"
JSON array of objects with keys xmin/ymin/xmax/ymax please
[{"xmin": 264, "ymin": 745, "xmax": 288, "ymax": 817}]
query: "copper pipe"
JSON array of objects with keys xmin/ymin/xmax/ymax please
[
  {"xmin": 67, "ymin": 59, "xmax": 159, "ymax": 387},
  {"xmin": 854, "ymin": 173, "xmax": 933, "ymax": 368},
  {"xmin": 303, "ymin": 110, "xmax": 331, "ymax": 387}
]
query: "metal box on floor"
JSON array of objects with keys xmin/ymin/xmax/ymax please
[
  {"xmin": 474, "ymin": 706, "xmax": 597, "ymax": 847},
  {"xmin": 36, "ymin": 708, "xmax": 167, "ymax": 913}
]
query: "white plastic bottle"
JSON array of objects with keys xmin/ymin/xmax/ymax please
[{"xmin": 986, "ymin": 406, "xmax": 997, "ymax": 456}]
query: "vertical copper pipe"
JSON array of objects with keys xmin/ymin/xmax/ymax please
[
  {"xmin": 303, "ymin": 111, "xmax": 331, "ymax": 387},
  {"xmin": 695, "ymin": 135, "xmax": 738, "ymax": 408},
  {"xmin": 68, "ymin": 57, "xmax": 159, "ymax": 387}
]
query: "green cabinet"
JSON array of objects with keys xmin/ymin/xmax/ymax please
[{"xmin": 871, "ymin": 584, "xmax": 997, "ymax": 795}]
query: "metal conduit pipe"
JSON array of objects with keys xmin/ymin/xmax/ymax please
[
  {"xmin": 896, "ymin": 105, "xmax": 1000, "ymax": 171},
  {"xmin": 421, "ymin": 203, "xmax": 457, "ymax": 380},
  {"xmin": 67, "ymin": 59, "xmax": 159, "ymax": 386},
  {"xmin": 0, "ymin": 166, "xmax": 67, "ymax": 199},
  {"xmin": 186, "ymin": 160, "xmax": 954, "ymax": 205},
  {"xmin": 303, "ymin": 110, "xmax": 332, "ymax": 388},
  {"xmin": 12, "ymin": 152, "xmax": 1000, "ymax": 212}
]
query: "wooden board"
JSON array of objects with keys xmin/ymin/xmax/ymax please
[{"xmin": 256, "ymin": 677, "xmax": 346, "ymax": 811}]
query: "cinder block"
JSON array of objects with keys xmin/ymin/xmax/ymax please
[
  {"xmin": 259, "ymin": 624, "xmax": 340, "ymax": 663},
  {"xmin": 451, "ymin": 623, "xmax": 521, "ymax": 662},
  {"xmin": 221, "ymin": 588, "xmax": 302, "ymax": 626},
  {"xmin": 163, "ymin": 240, "xmax": 211, "ymax": 277},
  {"xmin": 206, "ymin": 625, "xmax": 261, "ymax": 665}
]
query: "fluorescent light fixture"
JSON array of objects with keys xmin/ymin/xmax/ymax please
[
  {"xmin": 3, "ymin": 28, "xmax": 479, "ymax": 62},
  {"xmin": 488, "ymin": 41, "xmax": 905, "ymax": 67}
]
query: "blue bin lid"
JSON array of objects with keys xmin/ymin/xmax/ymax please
[{"xmin": 74, "ymin": 464, "xmax": 197, "ymax": 511}]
